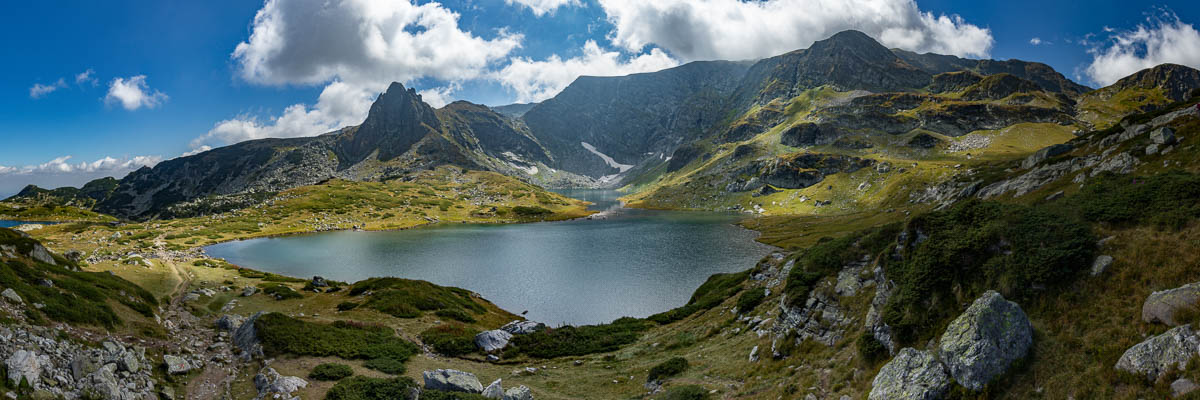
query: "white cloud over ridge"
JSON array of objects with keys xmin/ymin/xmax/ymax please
[
  {"xmin": 0, "ymin": 155, "xmax": 162, "ymax": 198},
  {"xmin": 105, "ymin": 75, "xmax": 168, "ymax": 110},
  {"xmin": 505, "ymin": 0, "xmax": 580, "ymax": 17},
  {"xmin": 597, "ymin": 0, "xmax": 993, "ymax": 62},
  {"xmin": 29, "ymin": 79, "xmax": 67, "ymax": 99},
  {"xmin": 1085, "ymin": 11, "xmax": 1200, "ymax": 86},
  {"xmin": 496, "ymin": 40, "xmax": 679, "ymax": 103}
]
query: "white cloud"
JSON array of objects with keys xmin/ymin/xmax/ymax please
[
  {"xmin": 496, "ymin": 40, "xmax": 680, "ymax": 103},
  {"xmin": 1030, "ymin": 37, "xmax": 1042, "ymax": 45},
  {"xmin": 75, "ymin": 69, "xmax": 98, "ymax": 86},
  {"xmin": 418, "ymin": 84, "xmax": 462, "ymax": 108},
  {"xmin": 597, "ymin": 0, "xmax": 993, "ymax": 62},
  {"xmin": 506, "ymin": 0, "xmax": 580, "ymax": 17},
  {"xmin": 0, "ymin": 155, "xmax": 161, "ymax": 197},
  {"xmin": 105, "ymin": 75, "xmax": 168, "ymax": 110},
  {"xmin": 181, "ymin": 146, "xmax": 212, "ymax": 157},
  {"xmin": 1085, "ymin": 11, "xmax": 1200, "ymax": 86},
  {"xmin": 193, "ymin": 0, "xmax": 523, "ymax": 150},
  {"xmin": 29, "ymin": 79, "xmax": 67, "ymax": 99}
]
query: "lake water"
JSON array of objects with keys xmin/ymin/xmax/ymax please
[
  {"xmin": 204, "ymin": 190, "xmax": 776, "ymax": 326},
  {"xmin": 0, "ymin": 220, "xmax": 55, "ymax": 228}
]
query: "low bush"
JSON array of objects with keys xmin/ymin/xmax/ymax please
[
  {"xmin": 783, "ymin": 224, "xmax": 899, "ymax": 308},
  {"xmin": 735, "ymin": 289, "xmax": 766, "ymax": 313},
  {"xmin": 648, "ymin": 357, "xmax": 689, "ymax": 382},
  {"xmin": 434, "ymin": 309, "xmax": 476, "ymax": 323},
  {"xmin": 1077, "ymin": 171, "xmax": 1200, "ymax": 230},
  {"xmin": 309, "ymin": 363, "xmax": 353, "ymax": 381},
  {"xmin": 648, "ymin": 271, "xmax": 749, "ymax": 325},
  {"xmin": 255, "ymin": 313, "xmax": 418, "ymax": 375},
  {"xmin": 662, "ymin": 385, "xmax": 711, "ymax": 400},
  {"xmin": 349, "ymin": 278, "xmax": 486, "ymax": 319},
  {"xmin": 856, "ymin": 332, "xmax": 888, "ymax": 364},
  {"xmin": 506, "ymin": 317, "xmax": 650, "ymax": 358},
  {"xmin": 512, "ymin": 206, "xmax": 552, "ymax": 217},
  {"xmin": 337, "ymin": 302, "xmax": 359, "ymax": 311},
  {"xmin": 258, "ymin": 283, "xmax": 302, "ymax": 300},
  {"xmin": 325, "ymin": 376, "xmax": 417, "ymax": 400},
  {"xmin": 419, "ymin": 323, "xmax": 478, "ymax": 356}
]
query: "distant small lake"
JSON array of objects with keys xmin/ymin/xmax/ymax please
[
  {"xmin": 0, "ymin": 220, "xmax": 56, "ymax": 228},
  {"xmin": 205, "ymin": 190, "xmax": 775, "ymax": 326}
]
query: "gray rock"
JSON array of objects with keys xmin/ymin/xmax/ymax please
[
  {"xmin": 1, "ymin": 289, "xmax": 22, "ymax": 305},
  {"xmin": 234, "ymin": 312, "xmax": 265, "ymax": 360},
  {"xmin": 1116, "ymin": 325, "xmax": 1200, "ymax": 381},
  {"xmin": 70, "ymin": 355, "xmax": 100, "ymax": 381},
  {"xmin": 749, "ymin": 345, "xmax": 759, "ymax": 362},
  {"xmin": 503, "ymin": 385, "xmax": 533, "ymax": 400},
  {"xmin": 1173, "ymin": 378, "xmax": 1200, "ymax": 398},
  {"xmin": 241, "ymin": 286, "xmax": 257, "ymax": 297},
  {"xmin": 500, "ymin": 320, "xmax": 546, "ymax": 335},
  {"xmin": 1090, "ymin": 255, "xmax": 1114, "ymax": 277},
  {"xmin": 1022, "ymin": 144, "xmax": 1073, "ymax": 169},
  {"xmin": 938, "ymin": 290, "xmax": 1033, "ymax": 391},
  {"xmin": 29, "ymin": 244, "xmax": 56, "ymax": 266},
  {"xmin": 1147, "ymin": 143, "xmax": 1161, "ymax": 155},
  {"xmin": 1143, "ymin": 283, "xmax": 1200, "ymax": 326},
  {"xmin": 163, "ymin": 355, "xmax": 191, "ymax": 375},
  {"xmin": 5, "ymin": 350, "xmax": 40, "ymax": 386},
  {"xmin": 423, "ymin": 369, "xmax": 483, "ymax": 393},
  {"xmin": 254, "ymin": 368, "xmax": 308, "ymax": 398},
  {"xmin": 118, "ymin": 352, "xmax": 140, "ymax": 374},
  {"xmin": 1152, "ymin": 127, "xmax": 1178, "ymax": 145},
  {"xmin": 482, "ymin": 379, "xmax": 504, "ymax": 399},
  {"xmin": 475, "ymin": 330, "xmax": 513, "ymax": 353},
  {"xmin": 869, "ymin": 348, "xmax": 950, "ymax": 400},
  {"xmin": 215, "ymin": 314, "xmax": 246, "ymax": 332}
]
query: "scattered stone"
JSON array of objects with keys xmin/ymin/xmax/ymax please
[
  {"xmin": 1147, "ymin": 143, "xmax": 1161, "ymax": 155},
  {"xmin": 938, "ymin": 291, "xmax": 1033, "ymax": 391},
  {"xmin": 311, "ymin": 276, "xmax": 328, "ymax": 287},
  {"xmin": 749, "ymin": 346, "xmax": 759, "ymax": 363},
  {"xmin": 1090, "ymin": 255, "xmax": 1114, "ymax": 277},
  {"xmin": 1044, "ymin": 191, "xmax": 1064, "ymax": 201},
  {"xmin": 1173, "ymin": 378, "xmax": 1200, "ymax": 398},
  {"xmin": 500, "ymin": 320, "xmax": 546, "ymax": 335},
  {"xmin": 1152, "ymin": 127, "xmax": 1178, "ymax": 145},
  {"xmin": 423, "ymin": 369, "xmax": 484, "ymax": 393},
  {"xmin": 241, "ymin": 286, "xmax": 257, "ymax": 297},
  {"xmin": 163, "ymin": 355, "xmax": 191, "ymax": 375},
  {"xmin": 475, "ymin": 330, "xmax": 514, "ymax": 353},
  {"xmin": 215, "ymin": 314, "xmax": 246, "ymax": 332},
  {"xmin": 1, "ymin": 289, "xmax": 23, "ymax": 305},
  {"xmin": 5, "ymin": 350, "xmax": 40, "ymax": 386},
  {"xmin": 482, "ymin": 379, "xmax": 504, "ymax": 399},
  {"xmin": 1143, "ymin": 283, "xmax": 1200, "ymax": 326},
  {"xmin": 503, "ymin": 385, "xmax": 533, "ymax": 400},
  {"xmin": 1116, "ymin": 325, "xmax": 1200, "ymax": 381},
  {"xmin": 869, "ymin": 348, "xmax": 950, "ymax": 400}
]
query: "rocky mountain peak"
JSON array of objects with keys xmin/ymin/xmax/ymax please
[
  {"xmin": 1112, "ymin": 63, "xmax": 1200, "ymax": 101},
  {"xmin": 807, "ymin": 30, "xmax": 898, "ymax": 62},
  {"xmin": 340, "ymin": 82, "xmax": 443, "ymax": 163}
]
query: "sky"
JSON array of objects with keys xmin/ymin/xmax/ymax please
[{"xmin": 2, "ymin": 0, "xmax": 1199, "ymax": 197}]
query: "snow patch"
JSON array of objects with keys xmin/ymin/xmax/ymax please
[{"xmin": 581, "ymin": 142, "xmax": 633, "ymax": 172}]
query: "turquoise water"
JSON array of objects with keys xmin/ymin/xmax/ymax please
[
  {"xmin": 205, "ymin": 190, "xmax": 775, "ymax": 326},
  {"xmin": 0, "ymin": 220, "xmax": 55, "ymax": 228}
]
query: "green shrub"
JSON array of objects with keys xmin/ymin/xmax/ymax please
[
  {"xmin": 783, "ymin": 224, "xmax": 900, "ymax": 308},
  {"xmin": 255, "ymin": 313, "xmax": 418, "ymax": 375},
  {"xmin": 856, "ymin": 332, "xmax": 888, "ymax": 363},
  {"xmin": 506, "ymin": 317, "xmax": 650, "ymax": 358},
  {"xmin": 648, "ymin": 357, "xmax": 689, "ymax": 382},
  {"xmin": 419, "ymin": 323, "xmax": 478, "ymax": 356},
  {"xmin": 421, "ymin": 390, "xmax": 492, "ymax": 400},
  {"xmin": 337, "ymin": 302, "xmax": 360, "ymax": 311},
  {"xmin": 309, "ymin": 363, "xmax": 354, "ymax": 381},
  {"xmin": 662, "ymin": 385, "xmax": 711, "ymax": 400},
  {"xmin": 1077, "ymin": 171, "xmax": 1200, "ymax": 230},
  {"xmin": 648, "ymin": 271, "xmax": 750, "ymax": 325},
  {"xmin": 349, "ymin": 278, "xmax": 486, "ymax": 319},
  {"xmin": 883, "ymin": 200, "xmax": 1094, "ymax": 345},
  {"xmin": 735, "ymin": 289, "xmax": 766, "ymax": 313},
  {"xmin": 512, "ymin": 206, "xmax": 552, "ymax": 217},
  {"xmin": 325, "ymin": 376, "xmax": 417, "ymax": 400},
  {"xmin": 362, "ymin": 357, "xmax": 406, "ymax": 374},
  {"xmin": 434, "ymin": 309, "xmax": 476, "ymax": 323}
]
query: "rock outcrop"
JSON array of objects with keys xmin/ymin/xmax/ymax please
[
  {"xmin": 938, "ymin": 291, "xmax": 1033, "ymax": 390},
  {"xmin": 254, "ymin": 367, "xmax": 309, "ymax": 400},
  {"xmin": 1116, "ymin": 325, "xmax": 1200, "ymax": 381},
  {"xmin": 500, "ymin": 320, "xmax": 546, "ymax": 335},
  {"xmin": 869, "ymin": 348, "xmax": 951, "ymax": 400},
  {"xmin": 234, "ymin": 312, "xmax": 265, "ymax": 360},
  {"xmin": 475, "ymin": 330, "xmax": 514, "ymax": 353}
]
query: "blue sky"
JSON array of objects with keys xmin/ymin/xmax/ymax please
[{"xmin": 1, "ymin": 0, "xmax": 1199, "ymax": 196}]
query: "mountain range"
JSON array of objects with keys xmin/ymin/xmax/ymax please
[{"xmin": 9, "ymin": 30, "xmax": 1200, "ymax": 220}]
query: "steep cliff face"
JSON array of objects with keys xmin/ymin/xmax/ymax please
[{"xmin": 337, "ymin": 82, "xmax": 444, "ymax": 164}]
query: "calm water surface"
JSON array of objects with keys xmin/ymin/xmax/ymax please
[
  {"xmin": 0, "ymin": 220, "xmax": 56, "ymax": 228},
  {"xmin": 205, "ymin": 190, "xmax": 775, "ymax": 326}
]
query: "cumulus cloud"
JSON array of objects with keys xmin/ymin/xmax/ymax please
[
  {"xmin": 597, "ymin": 0, "xmax": 993, "ymax": 62},
  {"xmin": 1085, "ymin": 11, "xmax": 1200, "ymax": 86},
  {"xmin": 0, "ymin": 155, "xmax": 161, "ymax": 197},
  {"xmin": 193, "ymin": 0, "xmax": 522, "ymax": 151},
  {"xmin": 417, "ymin": 84, "xmax": 462, "ymax": 108},
  {"xmin": 105, "ymin": 75, "xmax": 168, "ymax": 110},
  {"xmin": 29, "ymin": 79, "xmax": 67, "ymax": 99},
  {"xmin": 496, "ymin": 40, "xmax": 679, "ymax": 103},
  {"xmin": 505, "ymin": 0, "xmax": 580, "ymax": 16},
  {"xmin": 1030, "ymin": 37, "xmax": 1042, "ymax": 45}
]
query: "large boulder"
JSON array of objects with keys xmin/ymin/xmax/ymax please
[
  {"xmin": 482, "ymin": 379, "xmax": 504, "ymax": 399},
  {"xmin": 5, "ymin": 350, "xmax": 41, "ymax": 386},
  {"xmin": 938, "ymin": 290, "xmax": 1033, "ymax": 391},
  {"xmin": 254, "ymin": 367, "xmax": 308, "ymax": 398},
  {"xmin": 163, "ymin": 354, "xmax": 192, "ymax": 375},
  {"xmin": 475, "ymin": 330, "xmax": 514, "ymax": 353},
  {"xmin": 423, "ymin": 369, "xmax": 484, "ymax": 393},
  {"xmin": 869, "ymin": 348, "xmax": 951, "ymax": 400},
  {"xmin": 234, "ymin": 312, "xmax": 265, "ymax": 360},
  {"xmin": 1022, "ymin": 143, "xmax": 1073, "ymax": 169},
  {"xmin": 215, "ymin": 314, "xmax": 246, "ymax": 332},
  {"xmin": 1, "ymin": 288, "xmax": 23, "ymax": 305},
  {"xmin": 1116, "ymin": 325, "xmax": 1200, "ymax": 381},
  {"xmin": 1143, "ymin": 283, "xmax": 1200, "ymax": 326},
  {"xmin": 504, "ymin": 385, "xmax": 533, "ymax": 400},
  {"xmin": 500, "ymin": 320, "xmax": 546, "ymax": 335}
]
